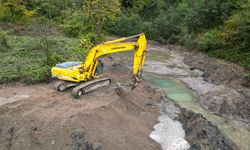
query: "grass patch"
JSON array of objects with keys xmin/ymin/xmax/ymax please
[{"xmin": 0, "ymin": 28, "xmax": 85, "ymax": 83}]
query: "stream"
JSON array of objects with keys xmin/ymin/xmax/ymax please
[{"xmin": 120, "ymin": 48, "xmax": 250, "ymax": 150}]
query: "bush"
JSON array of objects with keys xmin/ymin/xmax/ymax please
[
  {"xmin": 0, "ymin": 1, "xmax": 35, "ymax": 23},
  {"xmin": 205, "ymin": 1, "xmax": 250, "ymax": 68},
  {"xmin": 0, "ymin": 66, "xmax": 20, "ymax": 83},
  {"xmin": 179, "ymin": 0, "xmax": 237, "ymax": 33},
  {"xmin": 242, "ymin": 55, "xmax": 250, "ymax": 69},
  {"xmin": 20, "ymin": 64, "xmax": 50, "ymax": 83},
  {"xmin": 246, "ymin": 73, "xmax": 250, "ymax": 81},
  {"xmin": 76, "ymin": 32, "xmax": 101, "ymax": 60},
  {"xmin": 152, "ymin": 8, "xmax": 183, "ymax": 44},
  {"xmin": 197, "ymin": 29, "xmax": 225, "ymax": 52},
  {"xmin": 0, "ymin": 29, "xmax": 85, "ymax": 83},
  {"xmin": 35, "ymin": 1, "xmax": 61, "ymax": 19},
  {"xmin": 224, "ymin": 2, "xmax": 250, "ymax": 53},
  {"xmin": 0, "ymin": 30, "xmax": 10, "ymax": 51},
  {"xmin": 107, "ymin": 13, "xmax": 152, "ymax": 36},
  {"xmin": 60, "ymin": 10, "xmax": 90, "ymax": 37}
]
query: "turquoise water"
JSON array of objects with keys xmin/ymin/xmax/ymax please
[{"xmin": 144, "ymin": 72, "xmax": 250, "ymax": 150}]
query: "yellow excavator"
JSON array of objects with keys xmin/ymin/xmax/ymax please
[{"xmin": 51, "ymin": 33, "xmax": 147, "ymax": 98}]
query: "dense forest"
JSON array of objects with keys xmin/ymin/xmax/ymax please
[{"xmin": 0, "ymin": 0, "xmax": 249, "ymax": 83}]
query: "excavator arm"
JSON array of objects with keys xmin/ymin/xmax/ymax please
[{"xmin": 84, "ymin": 33, "xmax": 147, "ymax": 83}]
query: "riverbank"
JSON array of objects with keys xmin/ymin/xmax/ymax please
[{"xmin": 140, "ymin": 43, "xmax": 250, "ymax": 149}]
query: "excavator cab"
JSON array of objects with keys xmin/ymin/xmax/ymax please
[{"xmin": 94, "ymin": 59, "xmax": 104, "ymax": 76}]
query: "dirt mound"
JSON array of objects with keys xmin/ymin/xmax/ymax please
[
  {"xmin": 114, "ymin": 87, "xmax": 145, "ymax": 116},
  {"xmin": 70, "ymin": 131, "xmax": 100, "ymax": 150},
  {"xmin": 183, "ymin": 52, "xmax": 250, "ymax": 126},
  {"xmin": 183, "ymin": 52, "xmax": 247, "ymax": 88},
  {"xmin": 176, "ymin": 107, "xmax": 239, "ymax": 150},
  {"xmin": 200, "ymin": 88, "xmax": 250, "ymax": 125},
  {"xmin": 0, "ymin": 57, "xmax": 161, "ymax": 150}
]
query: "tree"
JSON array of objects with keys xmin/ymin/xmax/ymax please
[
  {"xmin": 153, "ymin": 7, "xmax": 184, "ymax": 44},
  {"xmin": 179, "ymin": 0, "xmax": 237, "ymax": 33},
  {"xmin": 83, "ymin": 0, "xmax": 120, "ymax": 37},
  {"xmin": 0, "ymin": 0, "xmax": 35, "ymax": 22},
  {"xmin": 120, "ymin": 0, "xmax": 167, "ymax": 20}
]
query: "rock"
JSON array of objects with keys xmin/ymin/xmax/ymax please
[
  {"xmin": 70, "ymin": 131, "xmax": 100, "ymax": 150},
  {"xmin": 176, "ymin": 108, "xmax": 239, "ymax": 150},
  {"xmin": 50, "ymin": 140, "xmax": 55, "ymax": 145},
  {"xmin": 200, "ymin": 88, "xmax": 250, "ymax": 125},
  {"xmin": 144, "ymin": 61, "xmax": 190, "ymax": 76},
  {"xmin": 4, "ymin": 127, "xmax": 15, "ymax": 149},
  {"xmin": 183, "ymin": 52, "xmax": 246, "ymax": 88},
  {"xmin": 181, "ymin": 77, "xmax": 222, "ymax": 95},
  {"xmin": 183, "ymin": 52, "xmax": 250, "ymax": 127},
  {"xmin": 150, "ymin": 115, "xmax": 190, "ymax": 150}
]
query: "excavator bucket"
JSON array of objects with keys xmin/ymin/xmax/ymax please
[{"xmin": 115, "ymin": 75, "xmax": 142, "ymax": 96}]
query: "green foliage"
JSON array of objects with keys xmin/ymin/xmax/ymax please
[
  {"xmin": 108, "ymin": 13, "xmax": 152, "ymax": 36},
  {"xmin": 246, "ymin": 72, "xmax": 250, "ymax": 82},
  {"xmin": 121, "ymin": 0, "xmax": 166, "ymax": 20},
  {"xmin": 179, "ymin": 0, "xmax": 237, "ymax": 33},
  {"xmin": 83, "ymin": 0, "xmax": 121, "ymax": 36},
  {"xmin": 197, "ymin": 29, "xmax": 225, "ymax": 52},
  {"xmin": 60, "ymin": 0, "xmax": 120, "ymax": 38},
  {"xmin": 35, "ymin": 0, "xmax": 62, "ymax": 19},
  {"xmin": 65, "ymin": 0, "xmax": 238, "ymax": 44},
  {"xmin": 0, "ymin": 0, "xmax": 35, "ymax": 23},
  {"xmin": 20, "ymin": 64, "xmax": 50, "ymax": 83},
  {"xmin": 113, "ymin": 0, "xmax": 237, "ymax": 46},
  {"xmin": 199, "ymin": 1, "xmax": 250, "ymax": 70},
  {"xmin": 0, "ymin": 28, "xmax": 85, "ymax": 83},
  {"xmin": 224, "ymin": 1, "xmax": 250, "ymax": 53},
  {"xmin": 60, "ymin": 10, "xmax": 89, "ymax": 37},
  {"xmin": 79, "ymin": 32, "xmax": 103, "ymax": 46},
  {"xmin": 243, "ymin": 56, "xmax": 250, "ymax": 69},
  {"xmin": 76, "ymin": 33, "xmax": 101, "ymax": 60},
  {"xmin": 152, "ymin": 8, "xmax": 183, "ymax": 44},
  {"xmin": 0, "ymin": 30, "xmax": 10, "ymax": 51}
]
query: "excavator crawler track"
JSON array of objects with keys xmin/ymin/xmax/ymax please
[
  {"xmin": 54, "ymin": 81, "xmax": 78, "ymax": 92},
  {"xmin": 72, "ymin": 78, "xmax": 111, "ymax": 98}
]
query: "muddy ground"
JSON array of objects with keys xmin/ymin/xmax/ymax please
[
  {"xmin": 0, "ymin": 56, "xmax": 161, "ymax": 150},
  {"xmin": 143, "ymin": 42, "xmax": 246, "ymax": 149},
  {"xmin": 176, "ymin": 105, "xmax": 239, "ymax": 150},
  {"xmin": 144, "ymin": 42, "xmax": 250, "ymax": 129},
  {"xmin": 183, "ymin": 52, "xmax": 250, "ymax": 128}
]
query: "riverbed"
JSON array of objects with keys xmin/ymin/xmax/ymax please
[{"xmin": 120, "ymin": 44, "xmax": 250, "ymax": 150}]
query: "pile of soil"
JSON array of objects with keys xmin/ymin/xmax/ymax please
[
  {"xmin": 183, "ymin": 52, "xmax": 247, "ymax": 88},
  {"xmin": 176, "ymin": 106, "xmax": 239, "ymax": 150},
  {"xmin": 160, "ymin": 98, "xmax": 239, "ymax": 150},
  {"xmin": 199, "ymin": 87, "xmax": 250, "ymax": 124},
  {"xmin": 183, "ymin": 52, "xmax": 250, "ymax": 126}
]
